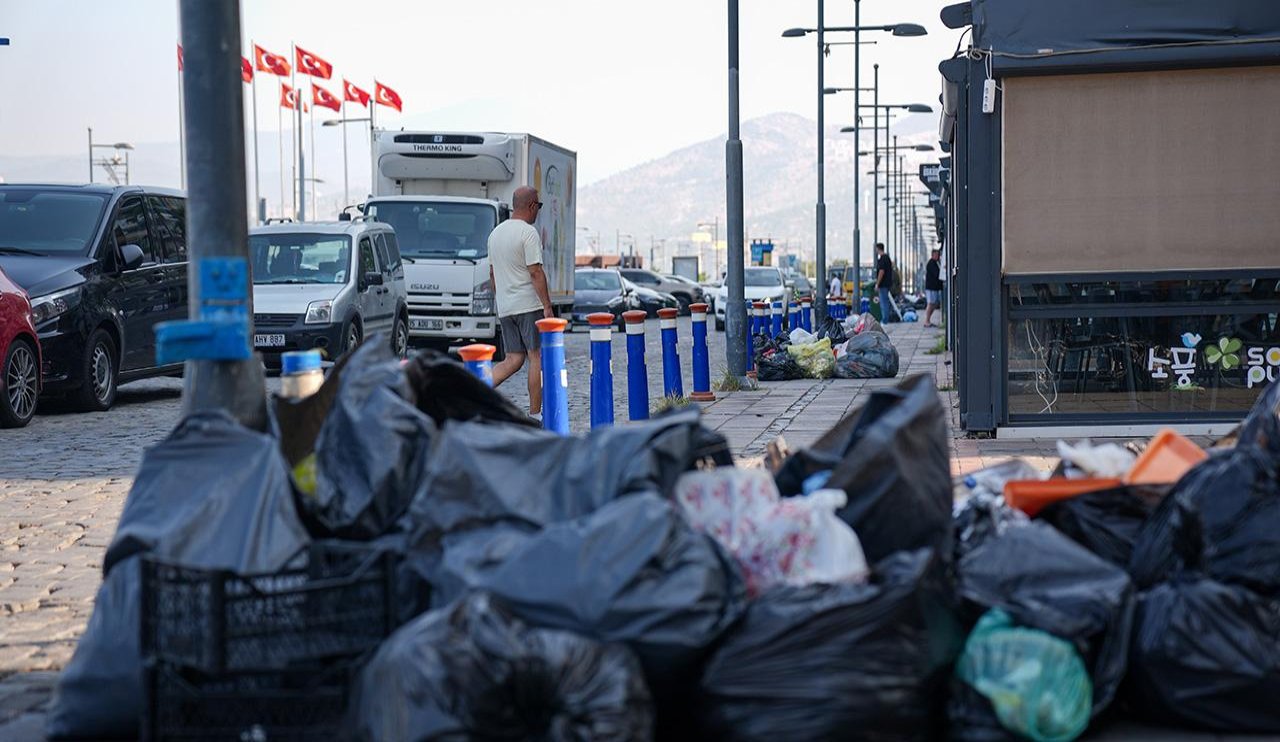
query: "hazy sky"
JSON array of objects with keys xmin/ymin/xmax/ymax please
[{"xmin": 0, "ymin": 0, "xmax": 962, "ymax": 186}]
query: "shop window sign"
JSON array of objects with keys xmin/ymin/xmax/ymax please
[{"xmin": 1147, "ymin": 335, "xmax": 1279, "ymax": 389}]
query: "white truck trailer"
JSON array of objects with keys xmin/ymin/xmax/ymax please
[{"xmin": 363, "ymin": 131, "xmax": 576, "ymax": 352}]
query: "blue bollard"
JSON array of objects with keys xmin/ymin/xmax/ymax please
[
  {"xmin": 801, "ymin": 297, "xmax": 812, "ymax": 333},
  {"xmin": 587, "ymin": 312, "xmax": 615, "ymax": 428},
  {"xmin": 788, "ymin": 301, "xmax": 800, "ymax": 332},
  {"xmin": 536, "ymin": 317, "xmax": 570, "ymax": 434},
  {"xmin": 771, "ymin": 301, "xmax": 783, "ymax": 338},
  {"xmin": 689, "ymin": 303, "xmax": 715, "ymax": 402},
  {"xmin": 860, "ymin": 296, "xmax": 870, "ymax": 315},
  {"xmin": 458, "ymin": 344, "xmax": 496, "ymax": 386},
  {"xmin": 658, "ymin": 307, "xmax": 684, "ymax": 398},
  {"xmin": 623, "ymin": 309, "xmax": 649, "ymax": 421}
]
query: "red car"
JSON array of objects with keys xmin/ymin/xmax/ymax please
[{"xmin": 0, "ymin": 267, "xmax": 40, "ymax": 427}]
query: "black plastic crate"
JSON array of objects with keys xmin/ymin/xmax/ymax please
[
  {"xmin": 142, "ymin": 541, "xmax": 402, "ymax": 673},
  {"xmin": 143, "ymin": 660, "xmax": 350, "ymax": 742}
]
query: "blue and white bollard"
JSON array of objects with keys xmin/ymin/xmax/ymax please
[
  {"xmin": 458, "ymin": 344, "xmax": 496, "ymax": 386},
  {"xmin": 788, "ymin": 300, "xmax": 800, "ymax": 332},
  {"xmin": 658, "ymin": 307, "xmax": 684, "ymax": 398},
  {"xmin": 689, "ymin": 303, "xmax": 715, "ymax": 402},
  {"xmin": 771, "ymin": 300, "xmax": 784, "ymax": 338},
  {"xmin": 860, "ymin": 296, "xmax": 870, "ymax": 315},
  {"xmin": 801, "ymin": 297, "xmax": 812, "ymax": 333},
  {"xmin": 623, "ymin": 310, "xmax": 649, "ymax": 421},
  {"xmin": 536, "ymin": 317, "xmax": 570, "ymax": 434},
  {"xmin": 587, "ymin": 312, "xmax": 615, "ymax": 428}
]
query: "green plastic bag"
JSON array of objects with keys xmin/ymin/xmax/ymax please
[
  {"xmin": 791, "ymin": 337, "xmax": 835, "ymax": 379},
  {"xmin": 955, "ymin": 609, "xmax": 1092, "ymax": 742}
]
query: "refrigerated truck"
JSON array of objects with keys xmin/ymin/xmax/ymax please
[{"xmin": 363, "ymin": 131, "xmax": 576, "ymax": 352}]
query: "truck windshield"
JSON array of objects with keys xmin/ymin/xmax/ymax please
[
  {"xmin": 365, "ymin": 201, "xmax": 496, "ymax": 260},
  {"xmin": 0, "ymin": 189, "xmax": 109, "ymax": 256},
  {"xmin": 249, "ymin": 233, "xmax": 352, "ymax": 284},
  {"xmin": 575, "ymin": 271, "xmax": 621, "ymax": 291},
  {"xmin": 745, "ymin": 268, "xmax": 783, "ymax": 287}
]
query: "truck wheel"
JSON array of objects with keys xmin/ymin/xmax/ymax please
[
  {"xmin": 71, "ymin": 329, "xmax": 118, "ymax": 412},
  {"xmin": 342, "ymin": 319, "xmax": 363, "ymax": 356}
]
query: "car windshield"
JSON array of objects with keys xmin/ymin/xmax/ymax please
[
  {"xmin": 249, "ymin": 233, "xmax": 351, "ymax": 284},
  {"xmin": 364, "ymin": 201, "xmax": 496, "ymax": 259},
  {"xmin": 745, "ymin": 268, "xmax": 783, "ymax": 287},
  {"xmin": 0, "ymin": 189, "xmax": 109, "ymax": 256},
  {"xmin": 575, "ymin": 271, "xmax": 620, "ymax": 290}
]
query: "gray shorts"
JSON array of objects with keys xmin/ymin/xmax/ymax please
[
  {"xmin": 926, "ymin": 289, "xmax": 942, "ymax": 305},
  {"xmin": 499, "ymin": 309, "xmax": 542, "ymax": 354}
]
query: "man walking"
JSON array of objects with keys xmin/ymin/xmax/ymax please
[
  {"xmin": 924, "ymin": 248, "xmax": 944, "ymax": 328},
  {"xmin": 489, "ymin": 186, "xmax": 554, "ymax": 416},
  {"xmin": 874, "ymin": 243, "xmax": 896, "ymax": 323}
]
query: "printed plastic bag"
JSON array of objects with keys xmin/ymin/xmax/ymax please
[
  {"xmin": 675, "ymin": 469, "xmax": 869, "ymax": 597},
  {"xmin": 1129, "ymin": 381, "xmax": 1280, "ymax": 594},
  {"xmin": 834, "ymin": 330, "xmax": 899, "ymax": 379},
  {"xmin": 957, "ymin": 522, "xmax": 1133, "ymax": 716},
  {"xmin": 699, "ymin": 548, "xmax": 962, "ymax": 741},
  {"xmin": 774, "ymin": 375, "xmax": 952, "ymax": 565},
  {"xmin": 1127, "ymin": 576, "xmax": 1280, "ymax": 732},
  {"xmin": 791, "ymin": 337, "xmax": 834, "ymax": 379},
  {"xmin": 953, "ymin": 609, "xmax": 1092, "ymax": 742},
  {"xmin": 846, "ymin": 311, "xmax": 884, "ymax": 337},
  {"xmin": 352, "ymin": 592, "xmax": 654, "ymax": 742}
]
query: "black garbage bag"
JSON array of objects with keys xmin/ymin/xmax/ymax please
[
  {"xmin": 814, "ymin": 314, "xmax": 847, "ymax": 344},
  {"xmin": 774, "ymin": 374, "xmax": 952, "ymax": 565},
  {"xmin": 754, "ymin": 348, "xmax": 804, "ymax": 381},
  {"xmin": 405, "ymin": 348, "xmax": 539, "ymax": 427},
  {"xmin": 419, "ymin": 494, "xmax": 746, "ymax": 727},
  {"xmin": 403, "ymin": 408, "xmax": 728, "ymax": 535},
  {"xmin": 834, "ymin": 330, "xmax": 899, "ymax": 379},
  {"xmin": 699, "ymin": 548, "xmax": 963, "ymax": 741},
  {"xmin": 1037, "ymin": 486, "xmax": 1155, "ymax": 567},
  {"xmin": 952, "ymin": 491, "xmax": 1028, "ymax": 563},
  {"xmin": 1127, "ymin": 575, "xmax": 1280, "ymax": 732},
  {"xmin": 308, "ymin": 340, "xmax": 437, "ymax": 539},
  {"xmin": 48, "ymin": 412, "xmax": 309, "ymax": 740},
  {"xmin": 1129, "ymin": 381, "xmax": 1280, "ymax": 594},
  {"xmin": 352, "ymin": 592, "xmax": 654, "ymax": 742},
  {"xmin": 957, "ymin": 521, "xmax": 1134, "ymax": 716},
  {"xmin": 946, "ymin": 676, "xmax": 1022, "ymax": 742}
]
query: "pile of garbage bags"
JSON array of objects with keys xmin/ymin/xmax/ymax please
[{"xmin": 754, "ymin": 314, "xmax": 899, "ymax": 382}]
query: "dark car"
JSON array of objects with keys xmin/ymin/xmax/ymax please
[
  {"xmin": 571, "ymin": 268, "xmax": 639, "ymax": 329},
  {"xmin": 0, "ymin": 184, "xmax": 188, "ymax": 412},
  {"xmin": 622, "ymin": 277, "xmax": 678, "ymax": 317},
  {"xmin": 620, "ymin": 268, "xmax": 702, "ymax": 313},
  {"xmin": 0, "ymin": 266, "xmax": 40, "ymax": 427}
]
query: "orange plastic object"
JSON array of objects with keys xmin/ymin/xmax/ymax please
[
  {"xmin": 1004, "ymin": 478, "xmax": 1123, "ymax": 517},
  {"xmin": 657, "ymin": 307, "xmax": 679, "ymax": 320},
  {"xmin": 457, "ymin": 344, "xmax": 496, "ymax": 362},
  {"xmin": 587, "ymin": 312, "xmax": 615, "ymax": 326},
  {"xmin": 1123, "ymin": 429, "xmax": 1208, "ymax": 485},
  {"xmin": 534, "ymin": 317, "xmax": 568, "ymax": 333}
]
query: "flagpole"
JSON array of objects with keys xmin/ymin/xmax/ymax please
[
  {"xmin": 278, "ymin": 92, "xmax": 284, "ymax": 219},
  {"xmin": 340, "ymin": 97, "xmax": 349, "ymax": 207},
  {"xmin": 177, "ymin": 59, "xmax": 186, "ymax": 189},
  {"xmin": 293, "ymin": 43, "xmax": 305, "ymax": 221},
  {"xmin": 309, "ymin": 94, "xmax": 316, "ymax": 219},
  {"xmin": 370, "ymin": 94, "xmax": 377, "ymax": 195},
  {"xmin": 250, "ymin": 43, "xmax": 261, "ymax": 224}
]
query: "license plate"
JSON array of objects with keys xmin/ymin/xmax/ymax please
[
  {"xmin": 410, "ymin": 318, "xmax": 444, "ymax": 331},
  {"xmin": 253, "ymin": 333, "xmax": 285, "ymax": 348}
]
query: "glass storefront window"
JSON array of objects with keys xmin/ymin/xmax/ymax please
[
  {"xmin": 1008, "ymin": 277, "xmax": 1280, "ymax": 308},
  {"xmin": 1007, "ymin": 311, "xmax": 1280, "ymax": 419}
]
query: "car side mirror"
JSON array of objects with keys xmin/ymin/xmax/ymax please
[
  {"xmin": 364, "ymin": 272, "xmax": 384, "ymax": 288},
  {"xmin": 119, "ymin": 244, "xmax": 145, "ymax": 271}
]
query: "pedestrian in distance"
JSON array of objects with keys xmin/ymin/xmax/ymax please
[
  {"xmin": 924, "ymin": 248, "xmax": 944, "ymax": 328},
  {"xmin": 874, "ymin": 243, "xmax": 897, "ymax": 323},
  {"xmin": 829, "ymin": 272, "xmax": 842, "ymax": 299},
  {"xmin": 488, "ymin": 186, "xmax": 555, "ymax": 416}
]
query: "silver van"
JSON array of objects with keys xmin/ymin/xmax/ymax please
[{"xmin": 249, "ymin": 219, "xmax": 409, "ymax": 368}]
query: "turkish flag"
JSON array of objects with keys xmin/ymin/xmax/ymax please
[
  {"xmin": 280, "ymin": 83, "xmax": 299, "ymax": 110},
  {"xmin": 343, "ymin": 79, "xmax": 371, "ymax": 107},
  {"xmin": 374, "ymin": 80, "xmax": 402, "ymax": 112},
  {"xmin": 177, "ymin": 44, "xmax": 183, "ymax": 71},
  {"xmin": 312, "ymin": 83, "xmax": 342, "ymax": 112},
  {"xmin": 241, "ymin": 57, "xmax": 253, "ymax": 83},
  {"xmin": 254, "ymin": 44, "xmax": 291, "ymax": 76},
  {"xmin": 295, "ymin": 45, "xmax": 333, "ymax": 79}
]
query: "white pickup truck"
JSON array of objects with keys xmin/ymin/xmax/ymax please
[{"xmin": 363, "ymin": 131, "xmax": 575, "ymax": 353}]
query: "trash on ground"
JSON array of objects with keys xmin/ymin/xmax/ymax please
[
  {"xmin": 1036, "ymin": 486, "xmax": 1154, "ymax": 567},
  {"xmin": 1055, "ymin": 440, "xmax": 1136, "ymax": 479},
  {"xmin": 834, "ymin": 330, "xmax": 899, "ymax": 379},
  {"xmin": 1122, "ymin": 429, "xmax": 1207, "ymax": 485},
  {"xmin": 790, "ymin": 336, "xmax": 835, "ymax": 379},
  {"xmin": 1003, "ymin": 477, "xmax": 1122, "ymax": 517}
]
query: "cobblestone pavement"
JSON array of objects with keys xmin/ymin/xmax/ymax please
[{"xmin": 0, "ymin": 317, "xmax": 1260, "ymax": 740}]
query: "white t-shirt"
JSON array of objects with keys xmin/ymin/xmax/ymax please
[
  {"xmin": 829, "ymin": 276, "xmax": 842, "ymax": 297},
  {"xmin": 487, "ymin": 219, "xmax": 544, "ymax": 317}
]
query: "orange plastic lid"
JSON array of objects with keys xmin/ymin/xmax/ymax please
[
  {"xmin": 622, "ymin": 310, "xmax": 648, "ymax": 323},
  {"xmin": 657, "ymin": 308, "xmax": 679, "ymax": 319},
  {"xmin": 690, "ymin": 302, "xmax": 709, "ymax": 313},
  {"xmin": 1124, "ymin": 429, "xmax": 1208, "ymax": 485},
  {"xmin": 535, "ymin": 317, "xmax": 568, "ymax": 332},
  {"xmin": 587, "ymin": 312, "xmax": 615, "ymax": 326},
  {"xmin": 1004, "ymin": 478, "xmax": 1123, "ymax": 517},
  {"xmin": 457, "ymin": 344, "xmax": 496, "ymax": 362}
]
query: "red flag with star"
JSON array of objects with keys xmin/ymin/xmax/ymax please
[
  {"xmin": 177, "ymin": 44, "xmax": 183, "ymax": 71},
  {"xmin": 343, "ymin": 79, "xmax": 371, "ymax": 107},
  {"xmin": 374, "ymin": 80, "xmax": 402, "ymax": 112},
  {"xmin": 280, "ymin": 83, "xmax": 300, "ymax": 110},
  {"xmin": 295, "ymin": 45, "xmax": 333, "ymax": 79},
  {"xmin": 254, "ymin": 44, "xmax": 291, "ymax": 76},
  {"xmin": 312, "ymin": 83, "xmax": 342, "ymax": 112},
  {"xmin": 241, "ymin": 57, "xmax": 253, "ymax": 83}
]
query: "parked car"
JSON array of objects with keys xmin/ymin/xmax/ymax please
[
  {"xmin": 619, "ymin": 268, "xmax": 701, "ymax": 313},
  {"xmin": 0, "ymin": 184, "xmax": 188, "ymax": 412},
  {"xmin": 790, "ymin": 275, "xmax": 814, "ymax": 300},
  {"xmin": 0, "ymin": 266, "xmax": 39, "ymax": 427},
  {"xmin": 622, "ymin": 277, "xmax": 678, "ymax": 317},
  {"xmin": 249, "ymin": 219, "xmax": 408, "ymax": 369},
  {"xmin": 571, "ymin": 268, "xmax": 640, "ymax": 329},
  {"xmin": 663, "ymin": 273, "xmax": 708, "ymax": 305},
  {"xmin": 713, "ymin": 266, "xmax": 787, "ymax": 330}
]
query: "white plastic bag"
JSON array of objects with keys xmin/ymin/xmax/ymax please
[
  {"xmin": 1056, "ymin": 440, "xmax": 1135, "ymax": 479},
  {"xmin": 674, "ymin": 469, "xmax": 869, "ymax": 596},
  {"xmin": 789, "ymin": 327, "xmax": 817, "ymax": 346}
]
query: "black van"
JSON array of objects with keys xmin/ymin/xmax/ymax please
[{"xmin": 0, "ymin": 184, "xmax": 188, "ymax": 411}]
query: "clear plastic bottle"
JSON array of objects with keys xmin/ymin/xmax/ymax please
[{"xmin": 279, "ymin": 349, "xmax": 324, "ymax": 400}]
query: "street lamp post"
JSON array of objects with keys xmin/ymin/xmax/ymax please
[
  {"xmin": 727, "ymin": 0, "xmax": 747, "ymax": 378},
  {"xmin": 323, "ymin": 115, "xmax": 375, "ymax": 207},
  {"xmin": 87, "ymin": 128, "xmax": 134, "ymax": 185}
]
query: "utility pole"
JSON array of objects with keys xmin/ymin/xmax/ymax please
[
  {"xmin": 814, "ymin": 0, "xmax": 827, "ymax": 324},
  {"xmin": 726, "ymin": 0, "xmax": 747, "ymax": 379},
  {"xmin": 852, "ymin": 0, "xmax": 861, "ymax": 301}
]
